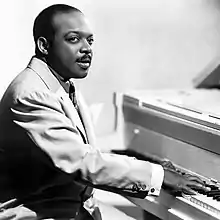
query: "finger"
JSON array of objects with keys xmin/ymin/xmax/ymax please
[
  {"xmin": 205, "ymin": 183, "xmax": 219, "ymax": 190},
  {"xmin": 188, "ymin": 183, "xmax": 211, "ymax": 193},
  {"xmin": 182, "ymin": 186, "xmax": 197, "ymax": 195},
  {"xmin": 184, "ymin": 175, "xmax": 204, "ymax": 185}
]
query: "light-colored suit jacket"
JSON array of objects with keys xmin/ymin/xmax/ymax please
[{"xmin": 0, "ymin": 57, "xmax": 162, "ymax": 219}]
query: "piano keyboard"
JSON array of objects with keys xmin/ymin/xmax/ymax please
[
  {"xmin": 179, "ymin": 194, "xmax": 220, "ymax": 219},
  {"xmin": 128, "ymin": 187, "xmax": 220, "ymax": 220},
  {"xmin": 170, "ymin": 167, "xmax": 220, "ymax": 219},
  {"xmin": 127, "ymin": 164, "xmax": 220, "ymax": 219}
]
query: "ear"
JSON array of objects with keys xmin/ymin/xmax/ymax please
[{"xmin": 36, "ymin": 37, "xmax": 49, "ymax": 55}]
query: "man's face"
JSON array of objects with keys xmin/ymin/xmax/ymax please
[{"xmin": 47, "ymin": 11, "xmax": 94, "ymax": 80}]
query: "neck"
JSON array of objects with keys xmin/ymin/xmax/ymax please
[{"xmin": 35, "ymin": 54, "xmax": 47, "ymax": 63}]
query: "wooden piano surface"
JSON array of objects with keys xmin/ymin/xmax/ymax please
[{"xmin": 122, "ymin": 88, "xmax": 220, "ymax": 220}]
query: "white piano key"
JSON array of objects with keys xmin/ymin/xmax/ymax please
[
  {"xmin": 192, "ymin": 194, "xmax": 220, "ymax": 211},
  {"xmin": 177, "ymin": 196, "xmax": 220, "ymax": 219}
]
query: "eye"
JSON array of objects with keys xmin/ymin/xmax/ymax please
[
  {"xmin": 87, "ymin": 37, "xmax": 94, "ymax": 46},
  {"xmin": 67, "ymin": 36, "xmax": 79, "ymax": 43}
]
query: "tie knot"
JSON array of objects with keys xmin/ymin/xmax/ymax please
[
  {"xmin": 69, "ymin": 81, "xmax": 77, "ymax": 107},
  {"xmin": 69, "ymin": 81, "xmax": 75, "ymax": 94}
]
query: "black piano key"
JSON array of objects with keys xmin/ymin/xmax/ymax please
[
  {"xmin": 196, "ymin": 190, "xmax": 207, "ymax": 195},
  {"xmin": 212, "ymin": 195, "xmax": 220, "ymax": 201},
  {"xmin": 207, "ymin": 193, "xmax": 220, "ymax": 198},
  {"xmin": 206, "ymin": 189, "xmax": 220, "ymax": 196},
  {"xmin": 205, "ymin": 184, "xmax": 219, "ymax": 190},
  {"xmin": 207, "ymin": 194, "xmax": 215, "ymax": 197}
]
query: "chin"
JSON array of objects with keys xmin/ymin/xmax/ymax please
[
  {"xmin": 79, "ymin": 69, "xmax": 90, "ymax": 78},
  {"xmin": 73, "ymin": 72, "xmax": 89, "ymax": 79},
  {"xmin": 69, "ymin": 68, "xmax": 89, "ymax": 79}
]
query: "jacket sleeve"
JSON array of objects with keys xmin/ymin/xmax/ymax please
[{"xmin": 11, "ymin": 90, "xmax": 164, "ymax": 198}]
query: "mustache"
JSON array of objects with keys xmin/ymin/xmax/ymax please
[{"xmin": 77, "ymin": 54, "xmax": 92, "ymax": 62}]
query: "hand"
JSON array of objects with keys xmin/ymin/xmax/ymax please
[{"xmin": 162, "ymin": 169, "xmax": 210, "ymax": 196}]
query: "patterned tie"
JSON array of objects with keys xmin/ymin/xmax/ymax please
[{"xmin": 69, "ymin": 81, "xmax": 78, "ymax": 108}]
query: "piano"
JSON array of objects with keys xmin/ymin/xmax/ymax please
[{"xmin": 120, "ymin": 63, "xmax": 220, "ymax": 219}]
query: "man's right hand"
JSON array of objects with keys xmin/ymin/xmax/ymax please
[{"xmin": 162, "ymin": 168, "xmax": 210, "ymax": 196}]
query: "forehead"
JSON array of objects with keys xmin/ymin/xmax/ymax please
[{"xmin": 52, "ymin": 11, "xmax": 93, "ymax": 36}]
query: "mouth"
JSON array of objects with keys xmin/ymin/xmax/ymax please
[
  {"xmin": 76, "ymin": 62, "xmax": 90, "ymax": 70},
  {"xmin": 76, "ymin": 56, "xmax": 91, "ymax": 70}
]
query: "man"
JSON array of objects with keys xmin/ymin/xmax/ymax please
[{"xmin": 0, "ymin": 4, "xmax": 208, "ymax": 220}]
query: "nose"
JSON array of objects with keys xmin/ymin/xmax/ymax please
[{"xmin": 80, "ymin": 39, "xmax": 92, "ymax": 54}]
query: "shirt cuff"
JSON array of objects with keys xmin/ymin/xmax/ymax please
[{"xmin": 148, "ymin": 163, "xmax": 164, "ymax": 196}]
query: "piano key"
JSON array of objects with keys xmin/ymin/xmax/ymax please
[
  {"xmin": 196, "ymin": 189, "xmax": 207, "ymax": 195},
  {"xmin": 205, "ymin": 184, "xmax": 219, "ymax": 190},
  {"xmin": 177, "ymin": 194, "xmax": 220, "ymax": 219},
  {"xmin": 211, "ymin": 178, "xmax": 218, "ymax": 184},
  {"xmin": 192, "ymin": 193, "xmax": 220, "ymax": 211},
  {"xmin": 207, "ymin": 190, "xmax": 220, "ymax": 196},
  {"xmin": 212, "ymin": 196, "xmax": 220, "ymax": 201}
]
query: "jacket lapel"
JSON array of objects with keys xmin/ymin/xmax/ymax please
[
  {"xmin": 56, "ymin": 88, "xmax": 88, "ymax": 140},
  {"xmin": 27, "ymin": 57, "xmax": 88, "ymax": 143},
  {"xmin": 77, "ymin": 92, "xmax": 96, "ymax": 147}
]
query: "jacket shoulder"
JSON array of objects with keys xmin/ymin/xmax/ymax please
[{"xmin": 0, "ymin": 67, "xmax": 49, "ymax": 106}]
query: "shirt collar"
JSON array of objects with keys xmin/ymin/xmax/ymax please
[{"xmin": 48, "ymin": 66, "xmax": 71, "ymax": 94}]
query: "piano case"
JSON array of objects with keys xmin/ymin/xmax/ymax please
[{"xmin": 122, "ymin": 89, "xmax": 220, "ymax": 220}]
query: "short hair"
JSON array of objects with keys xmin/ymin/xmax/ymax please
[{"xmin": 33, "ymin": 4, "xmax": 82, "ymax": 52}]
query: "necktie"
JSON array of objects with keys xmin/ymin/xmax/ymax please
[
  {"xmin": 68, "ymin": 81, "xmax": 88, "ymax": 143},
  {"xmin": 69, "ymin": 81, "xmax": 78, "ymax": 108}
]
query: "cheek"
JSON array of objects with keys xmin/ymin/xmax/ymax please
[
  {"xmin": 54, "ymin": 42, "xmax": 77, "ymax": 57},
  {"xmin": 55, "ymin": 51, "xmax": 75, "ymax": 70},
  {"xmin": 63, "ymin": 48, "xmax": 78, "ymax": 63},
  {"xmin": 51, "ymin": 43, "xmax": 79, "ymax": 70}
]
